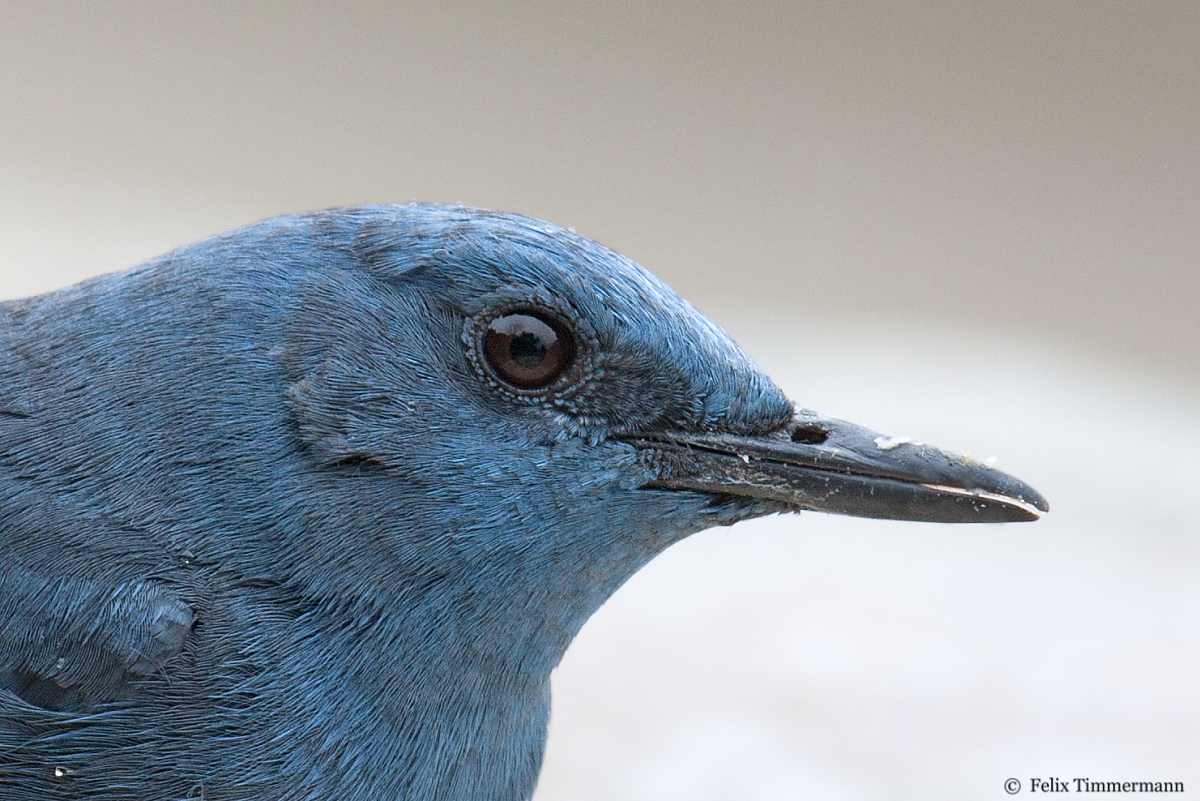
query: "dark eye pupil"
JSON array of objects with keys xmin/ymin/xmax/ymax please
[
  {"xmin": 482, "ymin": 311, "xmax": 576, "ymax": 390},
  {"xmin": 510, "ymin": 332, "xmax": 546, "ymax": 368}
]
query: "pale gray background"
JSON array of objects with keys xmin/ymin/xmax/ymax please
[{"xmin": 2, "ymin": 3, "xmax": 1196, "ymax": 798}]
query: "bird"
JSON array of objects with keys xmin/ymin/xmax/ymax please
[{"xmin": 0, "ymin": 203, "xmax": 1046, "ymax": 800}]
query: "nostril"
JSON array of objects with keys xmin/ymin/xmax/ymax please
[{"xmin": 790, "ymin": 424, "xmax": 829, "ymax": 445}]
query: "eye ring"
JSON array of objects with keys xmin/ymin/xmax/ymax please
[{"xmin": 478, "ymin": 309, "xmax": 577, "ymax": 392}]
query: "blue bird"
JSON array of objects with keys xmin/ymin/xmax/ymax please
[{"xmin": 0, "ymin": 204, "xmax": 1045, "ymax": 799}]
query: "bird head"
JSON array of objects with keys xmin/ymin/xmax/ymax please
[
  {"xmin": 214, "ymin": 203, "xmax": 1048, "ymax": 656},
  {"xmin": 1, "ymin": 203, "xmax": 1048, "ymax": 799}
]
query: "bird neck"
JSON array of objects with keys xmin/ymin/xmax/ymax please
[
  {"xmin": 275, "ymin": 562, "xmax": 634, "ymax": 800},
  {"xmin": 274, "ymin": 524, "xmax": 673, "ymax": 799}
]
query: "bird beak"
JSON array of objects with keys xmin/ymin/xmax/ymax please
[{"xmin": 625, "ymin": 410, "xmax": 1048, "ymax": 523}]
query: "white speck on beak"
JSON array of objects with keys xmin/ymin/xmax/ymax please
[{"xmin": 873, "ymin": 435, "xmax": 912, "ymax": 451}]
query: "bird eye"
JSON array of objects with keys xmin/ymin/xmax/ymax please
[{"xmin": 482, "ymin": 311, "xmax": 576, "ymax": 390}]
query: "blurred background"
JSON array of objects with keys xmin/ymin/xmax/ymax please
[{"xmin": 1, "ymin": 2, "xmax": 1196, "ymax": 797}]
